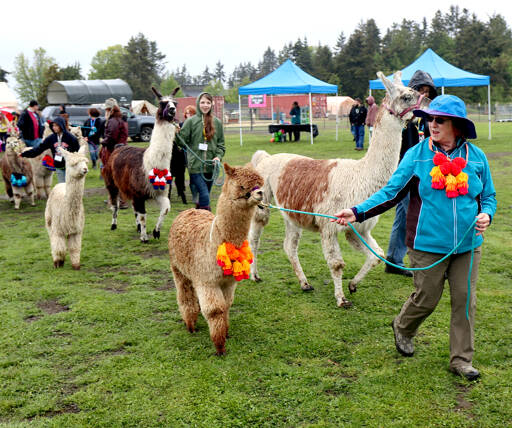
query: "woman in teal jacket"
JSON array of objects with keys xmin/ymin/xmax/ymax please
[
  {"xmin": 175, "ymin": 92, "xmax": 225, "ymax": 210},
  {"xmin": 333, "ymin": 95, "xmax": 497, "ymax": 381}
]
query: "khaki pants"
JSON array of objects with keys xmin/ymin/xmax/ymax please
[{"xmin": 395, "ymin": 246, "xmax": 482, "ymax": 369}]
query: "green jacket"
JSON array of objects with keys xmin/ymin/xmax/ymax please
[{"xmin": 175, "ymin": 92, "xmax": 225, "ymax": 174}]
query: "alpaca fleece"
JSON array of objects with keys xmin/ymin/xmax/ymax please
[{"xmin": 168, "ymin": 163, "xmax": 263, "ymax": 355}]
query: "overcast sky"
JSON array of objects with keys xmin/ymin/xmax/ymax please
[{"xmin": 1, "ymin": 0, "xmax": 508, "ymax": 84}]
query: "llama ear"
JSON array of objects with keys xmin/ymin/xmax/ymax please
[
  {"xmin": 378, "ymin": 71, "xmax": 398, "ymax": 98},
  {"xmin": 393, "ymin": 70, "xmax": 403, "ymax": 86},
  {"xmin": 224, "ymin": 163, "xmax": 235, "ymax": 177},
  {"xmin": 78, "ymin": 144, "xmax": 89, "ymax": 157},
  {"xmin": 152, "ymin": 86, "xmax": 163, "ymax": 100},
  {"xmin": 59, "ymin": 147, "xmax": 70, "ymax": 158},
  {"xmin": 171, "ymin": 87, "xmax": 180, "ymax": 97}
]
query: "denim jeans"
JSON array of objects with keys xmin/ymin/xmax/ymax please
[
  {"xmin": 189, "ymin": 172, "xmax": 213, "ymax": 208},
  {"xmin": 354, "ymin": 125, "xmax": 365, "ymax": 149},
  {"xmin": 56, "ymin": 168, "xmax": 66, "ymax": 183},
  {"xmin": 386, "ymin": 193, "xmax": 410, "ymax": 266},
  {"xmin": 88, "ymin": 143, "xmax": 99, "ymax": 166},
  {"xmin": 23, "ymin": 138, "xmax": 42, "ymax": 148}
]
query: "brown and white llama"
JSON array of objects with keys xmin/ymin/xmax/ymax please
[
  {"xmin": 168, "ymin": 163, "xmax": 264, "ymax": 355},
  {"xmin": 45, "ymin": 146, "xmax": 89, "ymax": 269},
  {"xmin": 0, "ymin": 137, "xmax": 35, "ymax": 209},
  {"xmin": 249, "ymin": 71, "xmax": 430, "ymax": 307},
  {"xmin": 102, "ymin": 87, "xmax": 178, "ymax": 242}
]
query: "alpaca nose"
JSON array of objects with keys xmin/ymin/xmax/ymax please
[
  {"xmin": 254, "ymin": 189, "xmax": 263, "ymax": 200},
  {"xmin": 83, "ymin": 167, "xmax": 88, "ymax": 174}
]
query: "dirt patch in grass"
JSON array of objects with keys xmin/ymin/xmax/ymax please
[
  {"xmin": 24, "ymin": 314, "xmax": 43, "ymax": 323},
  {"xmin": 140, "ymin": 248, "xmax": 169, "ymax": 259},
  {"xmin": 37, "ymin": 300, "xmax": 70, "ymax": 314},
  {"xmin": 27, "ymin": 402, "xmax": 81, "ymax": 421},
  {"xmin": 155, "ymin": 278, "xmax": 175, "ymax": 291},
  {"xmin": 84, "ymin": 187, "xmax": 107, "ymax": 196},
  {"xmin": 453, "ymin": 384, "xmax": 475, "ymax": 418}
]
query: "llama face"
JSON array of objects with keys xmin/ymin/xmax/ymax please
[
  {"xmin": 378, "ymin": 71, "xmax": 431, "ymax": 122},
  {"xmin": 5, "ymin": 137, "xmax": 24, "ymax": 155},
  {"xmin": 223, "ymin": 163, "xmax": 264, "ymax": 207},
  {"xmin": 157, "ymin": 98, "xmax": 177, "ymax": 123},
  {"xmin": 59, "ymin": 148, "xmax": 89, "ymax": 178}
]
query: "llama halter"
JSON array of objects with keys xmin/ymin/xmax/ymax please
[
  {"xmin": 216, "ymin": 240, "xmax": 253, "ymax": 281},
  {"xmin": 148, "ymin": 168, "xmax": 172, "ymax": 190},
  {"xmin": 428, "ymin": 139, "xmax": 469, "ymax": 198},
  {"xmin": 385, "ymin": 93, "xmax": 425, "ymax": 118}
]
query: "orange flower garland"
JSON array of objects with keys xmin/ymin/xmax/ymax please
[
  {"xmin": 216, "ymin": 240, "xmax": 253, "ymax": 281},
  {"xmin": 429, "ymin": 152, "xmax": 468, "ymax": 198}
]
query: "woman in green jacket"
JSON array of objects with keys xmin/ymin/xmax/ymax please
[{"xmin": 175, "ymin": 92, "xmax": 225, "ymax": 210}]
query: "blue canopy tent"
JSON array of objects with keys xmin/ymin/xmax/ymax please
[
  {"xmin": 238, "ymin": 59, "xmax": 338, "ymax": 145},
  {"xmin": 369, "ymin": 48, "xmax": 492, "ymax": 139}
]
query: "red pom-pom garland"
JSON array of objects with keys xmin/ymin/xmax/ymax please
[{"xmin": 148, "ymin": 168, "xmax": 172, "ymax": 190}]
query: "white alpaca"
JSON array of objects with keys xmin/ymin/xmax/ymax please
[
  {"xmin": 249, "ymin": 71, "xmax": 430, "ymax": 307},
  {"xmin": 45, "ymin": 146, "xmax": 89, "ymax": 269},
  {"xmin": 103, "ymin": 87, "xmax": 178, "ymax": 242},
  {"xmin": 0, "ymin": 137, "xmax": 35, "ymax": 209}
]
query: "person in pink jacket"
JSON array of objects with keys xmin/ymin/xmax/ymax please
[{"xmin": 365, "ymin": 96, "xmax": 378, "ymax": 142}]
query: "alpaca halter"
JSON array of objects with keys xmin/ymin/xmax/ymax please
[
  {"xmin": 428, "ymin": 138, "xmax": 469, "ymax": 198},
  {"xmin": 148, "ymin": 168, "xmax": 172, "ymax": 190},
  {"xmin": 216, "ymin": 240, "xmax": 253, "ymax": 281},
  {"xmin": 385, "ymin": 93, "xmax": 425, "ymax": 118}
]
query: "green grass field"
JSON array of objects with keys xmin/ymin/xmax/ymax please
[{"xmin": 0, "ymin": 122, "xmax": 511, "ymax": 427}]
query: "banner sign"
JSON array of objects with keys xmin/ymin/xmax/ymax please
[{"xmin": 248, "ymin": 94, "xmax": 267, "ymax": 108}]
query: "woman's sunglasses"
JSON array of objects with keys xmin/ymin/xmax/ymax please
[{"xmin": 426, "ymin": 115, "xmax": 449, "ymax": 124}]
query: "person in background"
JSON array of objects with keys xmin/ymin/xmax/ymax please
[
  {"xmin": 385, "ymin": 70, "xmax": 438, "ymax": 277},
  {"xmin": 101, "ymin": 98, "xmax": 129, "ymax": 209},
  {"xmin": 175, "ymin": 92, "xmax": 225, "ymax": 211},
  {"xmin": 289, "ymin": 101, "xmax": 301, "ymax": 142},
  {"xmin": 83, "ymin": 108, "xmax": 104, "ymax": 169},
  {"xmin": 17, "ymin": 100, "xmax": 44, "ymax": 148},
  {"xmin": 365, "ymin": 96, "xmax": 378, "ymax": 142},
  {"xmin": 333, "ymin": 95, "xmax": 496, "ymax": 381},
  {"xmin": 20, "ymin": 116, "xmax": 79, "ymax": 183},
  {"xmin": 171, "ymin": 105, "xmax": 196, "ymax": 204},
  {"xmin": 0, "ymin": 112, "xmax": 9, "ymax": 151},
  {"xmin": 349, "ymin": 98, "xmax": 367, "ymax": 150}
]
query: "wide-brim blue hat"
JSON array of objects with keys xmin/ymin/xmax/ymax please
[{"xmin": 413, "ymin": 94, "xmax": 477, "ymax": 139}]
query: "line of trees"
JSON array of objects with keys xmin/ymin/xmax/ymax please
[{"xmin": 3, "ymin": 6, "xmax": 511, "ymax": 108}]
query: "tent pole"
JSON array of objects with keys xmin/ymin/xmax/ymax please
[
  {"xmin": 442, "ymin": 86, "xmax": 445, "ymax": 95},
  {"xmin": 238, "ymin": 95, "xmax": 243, "ymax": 146},
  {"xmin": 335, "ymin": 92, "xmax": 339, "ymax": 141},
  {"xmin": 309, "ymin": 92, "xmax": 313, "ymax": 145},
  {"xmin": 271, "ymin": 95, "xmax": 274, "ymax": 124},
  {"xmin": 488, "ymin": 85, "xmax": 491, "ymax": 140}
]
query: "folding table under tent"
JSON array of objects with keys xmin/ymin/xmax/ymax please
[
  {"xmin": 238, "ymin": 59, "xmax": 338, "ymax": 145},
  {"xmin": 369, "ymin": 48, "xmax": 491, "ymax": 139}
]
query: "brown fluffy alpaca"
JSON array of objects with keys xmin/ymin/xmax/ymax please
[
  {"xmin": 1, "ymin": 137, "xmax": 35, "ymax": 209},
  {"xmin": 102, "ymin": 87, "xmax": 178, "ymax": 242},
  {"xmin": 168, "ymin": 163, "xmax": 264, "ymax": 355}
]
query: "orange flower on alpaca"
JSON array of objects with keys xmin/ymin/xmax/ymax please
[
  {"xmin": 216, "ymin": 240, "xmax": 253, "ymax": 281},
  {"xmin": 430, "ymin": 153, "xmax": 468, "ymax": 198}
]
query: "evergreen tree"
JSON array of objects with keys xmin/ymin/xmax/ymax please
[
  {"xmin": 214, "ymin": 61, "xmax": 225, "ymax": 83},
  {"xmin": 201, "ymin": 66, "xmax": 212, "ymax": 85},
  {"xmin": 59, "ymin": 62, "xmax": 83, "ymax": 80},
  {"xmin": 257, "ymin": 47, "xmax": 278, "ymax": 78},
  {"xmin": 312, "ymin": 44, "xmax": 334, "ymax": 82},
  {"xmin": 121, "ymin": 33, "xmax": 166, "ymax": 100}
]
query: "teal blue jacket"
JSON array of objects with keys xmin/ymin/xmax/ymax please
[{"xmin": 352, "ymin": 138, "xmax": 497, "ymax": 254}]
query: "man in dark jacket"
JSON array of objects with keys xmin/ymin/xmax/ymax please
[
  {"xmin": 17, "ymin": 100, "xmax": 44, "ymax": 148},
  {"xmin": 21, "ymin": 116, "xmax": 80, "ymax": 183},
  {"xmin": 385, "ymin": 70, "xmax": 438, "ymax": 276},
  {"xmin": 349, "ymin": 98, "xmax": 367, "ymax": 150}
]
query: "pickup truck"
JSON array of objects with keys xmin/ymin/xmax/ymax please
[{"xmin": 41, "ymin": 105, "xmax": 155, "ymax": 142}]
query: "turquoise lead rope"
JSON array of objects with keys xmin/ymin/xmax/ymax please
[{"xmin": 266, "ymin": 203, "xmax": 477, "ymax": 320}]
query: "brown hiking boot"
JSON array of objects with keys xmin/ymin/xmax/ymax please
[{"xmin": 391, "ymin": 317, "xmax": 414, "ymax": 357}]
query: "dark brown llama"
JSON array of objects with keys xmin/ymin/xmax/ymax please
[{"xmin": 102, "ymin": 87, "xmax": 178, "ymax": 242}]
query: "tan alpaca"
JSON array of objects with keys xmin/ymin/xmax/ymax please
[
  {"xmin": 45, "ymin": 146, "xmax": 89, "ymax": 269},
  {"xmin": 0, "ymin": 137, "xmax": 35, "ymax": 209},
  {"xmin": 249, "ymin": 71, "xmax": 431, "ymax": 307},
  {"xmin": 168, "ymin": 163, "xmax": 264, "ymax": 355}
]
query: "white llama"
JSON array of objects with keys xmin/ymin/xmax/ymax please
[
  {"xmin": 45, "ymin": 146, "xmax": 89, "ymax": 269},
  {"xmin": 102, "ymin": 87, "xmax": 178, "ymax": 242},
  {"xmin": 249, "ymin": 71, "xmax": 430, "ymax": 307}
]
